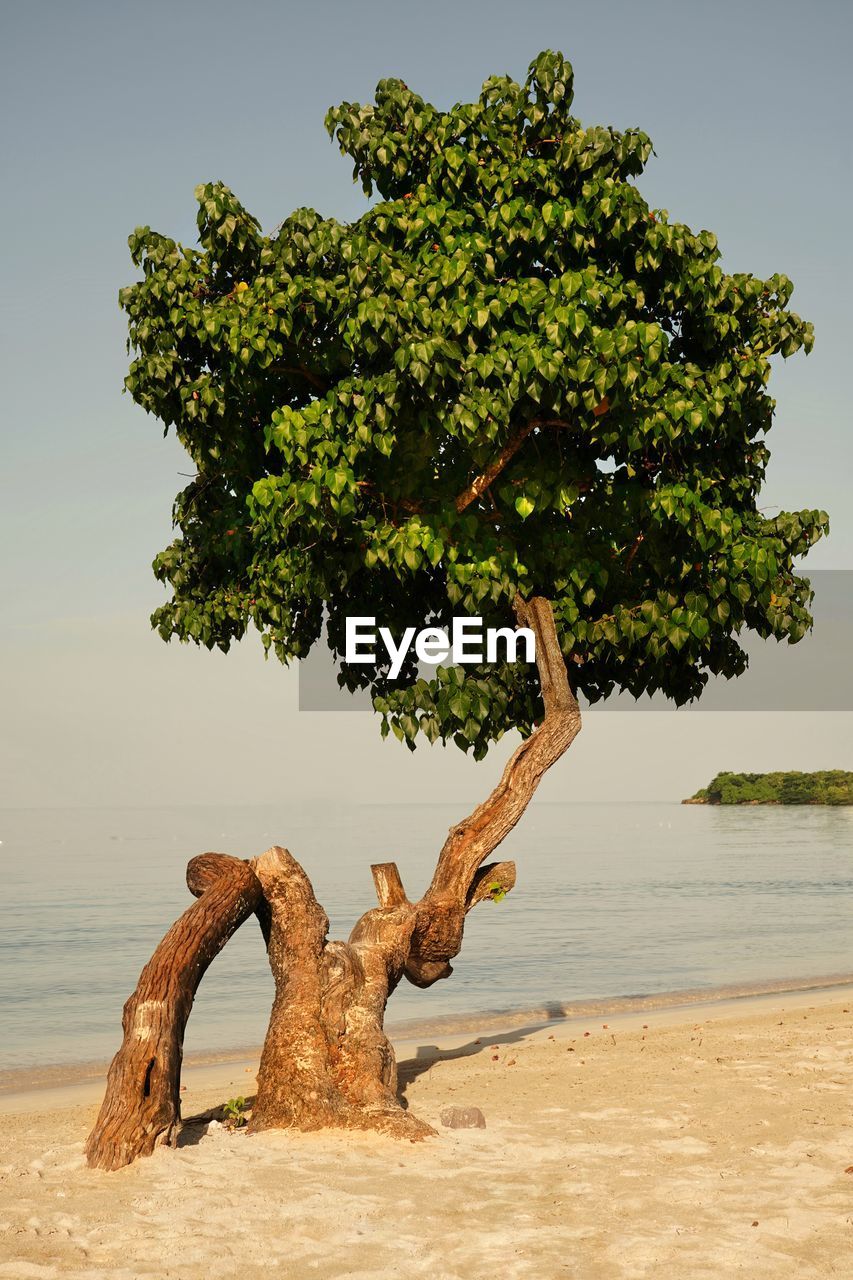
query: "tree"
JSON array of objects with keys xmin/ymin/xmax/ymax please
[
  {"xmin": 686, "ymin": 771, "xmax": 853, "ymax": 804},
  {"xmin": 86, "ymin": 50, "xmax": 828, "ymax": 1169}
]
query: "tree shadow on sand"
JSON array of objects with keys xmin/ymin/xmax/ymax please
[
  {"xmin": 177, "ymin": 1002, "xmax": 569, "ymax": 1139},
  {"xmin": 396, "ymin": 1001, "xmax": 570, "ymax": 1105}
]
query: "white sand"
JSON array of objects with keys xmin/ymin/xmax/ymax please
[{"xmin": 1, "ymin": 988, "xmax": 851, "ymax": 1279}]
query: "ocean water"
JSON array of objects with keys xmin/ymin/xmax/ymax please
[{"xmin": 1, "ymin": 801, "xmax": 851, "ymax": 1072}]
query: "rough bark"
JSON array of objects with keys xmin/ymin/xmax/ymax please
[
  {"xmin": 85, "ymin": 854, "xmax": 263, "ymax": 1171},
  {"xmin": 428, "ymin": 596, "xmax": 581, "ymax": 900},
  {"xmin": 249, "ymin": 847, "xmax": 432, "ymax": 1137}
]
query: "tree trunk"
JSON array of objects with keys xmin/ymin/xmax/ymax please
[
  {"xmin": 250, "ymin": 595, "xmax": 581, "ymax": 1138},
  {"xmin": 85, "ymin": 854, "xmax": 264, "ymax": 1171},
  {"xmin": 88, "ymin": 596, "xmax": 581, "ymax": 1165}
]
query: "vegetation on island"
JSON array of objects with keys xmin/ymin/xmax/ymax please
[{"xmin": 685, "ymin": 771, "xmax": 853, "ymax": 805}]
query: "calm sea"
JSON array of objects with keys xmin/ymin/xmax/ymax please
[{"xmin": 1, "ymin": 801, "xmax": 851, "ymax": 1072}]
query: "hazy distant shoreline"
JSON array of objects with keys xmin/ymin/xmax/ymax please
[{"xmin": 684, "ymin": 770, "xmax": 853, "ymax": 805}]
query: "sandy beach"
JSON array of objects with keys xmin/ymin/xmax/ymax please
[{"xmin": 1, "ymin": 986, "xmax": 851, "ymax": 1279}]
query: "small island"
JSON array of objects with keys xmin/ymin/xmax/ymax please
[{"xmin": 684, "ymin": 771, "xmax": 853, "ymax": 805}]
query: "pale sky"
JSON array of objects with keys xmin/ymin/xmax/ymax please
[{"xmin": 1, "ymin": 0, "xmax": 851, "ymax": 810}]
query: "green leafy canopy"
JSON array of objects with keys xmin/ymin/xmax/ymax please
[{"xmin": 122, "ymin": 50, "xmax": 828, "ymax": 759}]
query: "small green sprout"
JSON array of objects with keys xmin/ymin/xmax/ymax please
[
  {"xmin": 222, "ymin": 1096, "xmax": 248, "ymax": 1128},
  {"xmin": 488, "ymin": 882, "xmax": 507, "ymax": 903}
]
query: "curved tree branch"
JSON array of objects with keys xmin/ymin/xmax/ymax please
[
  {"xmin": 402, "ymin": 597, "xmax": 580, "ymax": 980},
  {"xmin": 429, "ymin": 596, "xmax": 580, "ymax": 897},
  {"xmin": 85, "ymin": 853, "xmax": 263, "ymax": 1171},
  {"xmin": 455, "ymin": 419, "xmax": 575, "ymax": 513}
]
